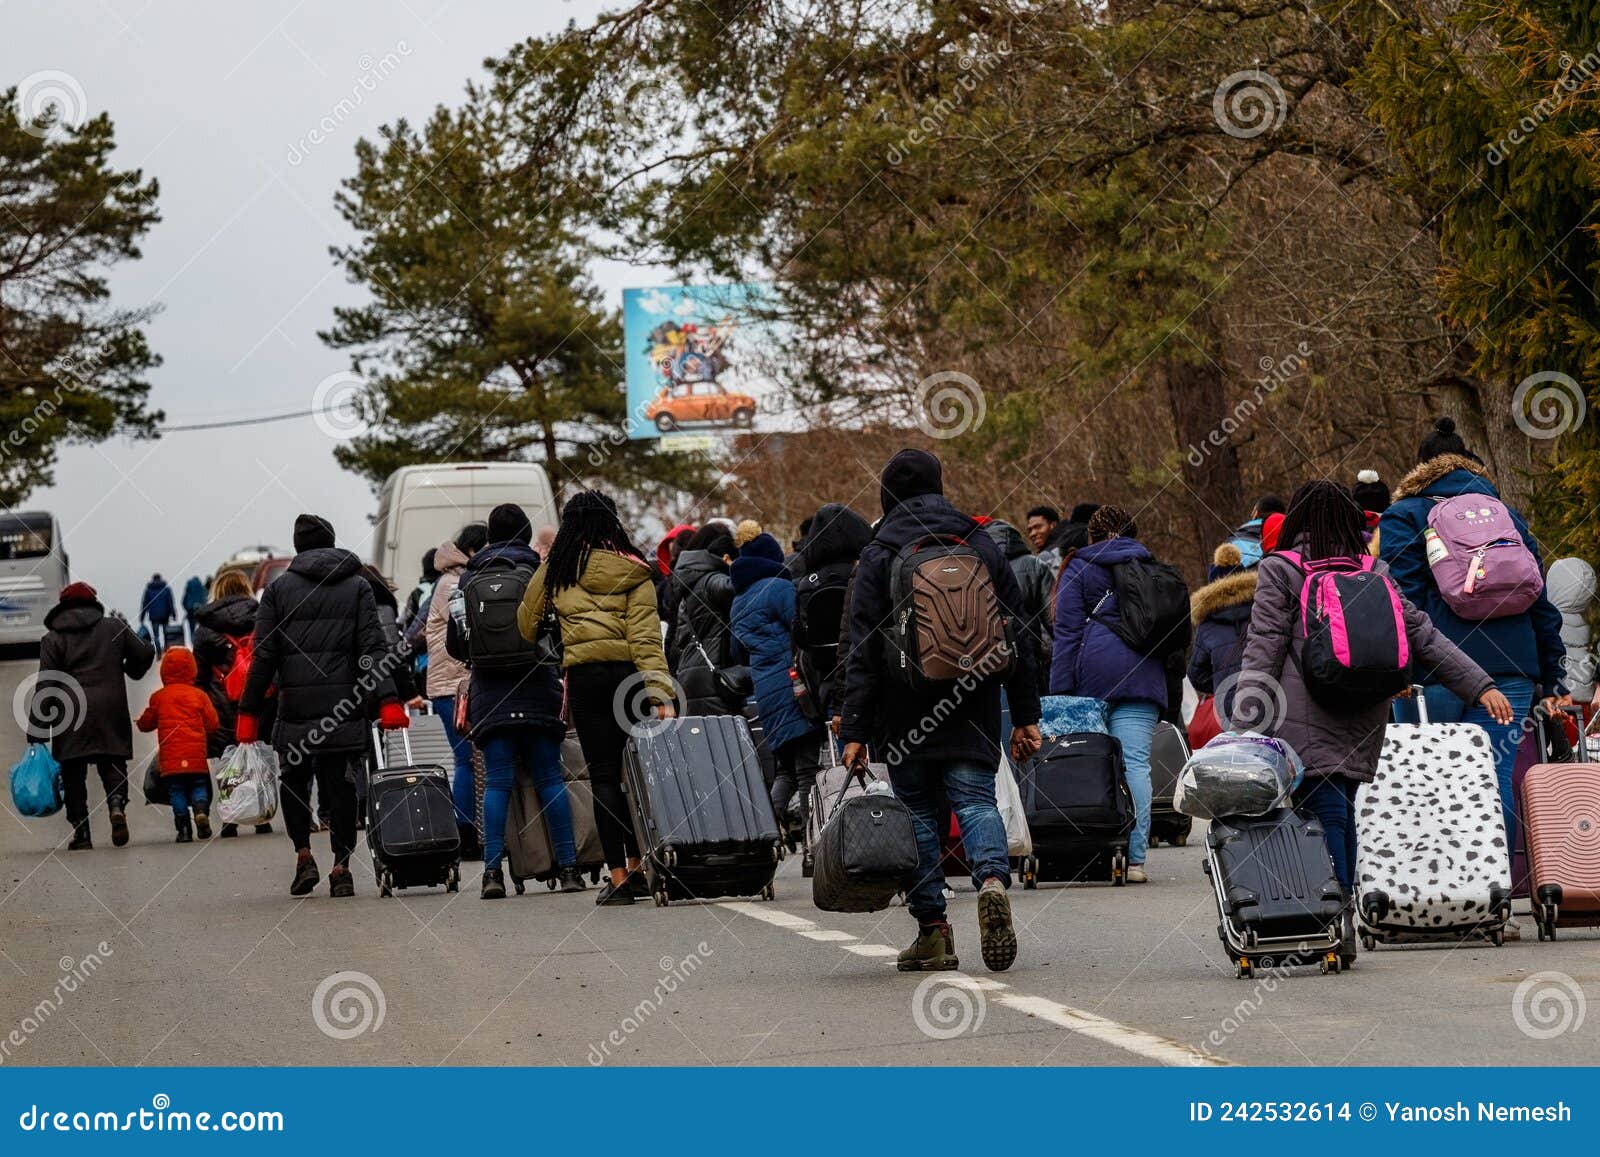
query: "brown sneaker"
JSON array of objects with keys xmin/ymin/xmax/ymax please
[
  {"xmin": 328, "ymin": 866, "xmax": 355, "ymax": 898},
  {"xmin": 289, "ymin": 850, "xmax": 320, "ymax": 896},
  {"xmin": 897, "ymin": 921, "xmax": 959, "ymax": 972}
]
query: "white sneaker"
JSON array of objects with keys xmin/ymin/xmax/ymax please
[
  {"xmin": 1502, "ymin": 917, "xmax": 1521, "ymax": 941},
  {"xmin": 1126, "ymin": 864, "xmax": 1148, "ymax": 884}
]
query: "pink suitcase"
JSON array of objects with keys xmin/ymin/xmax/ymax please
[{"xmin": 1521, "ymin": 708, "xmax": 1600, "ymax": 940}]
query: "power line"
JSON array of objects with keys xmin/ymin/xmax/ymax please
[{"xmin": 159, "ymin": 407, "xmax": 322, "ymax": 433}]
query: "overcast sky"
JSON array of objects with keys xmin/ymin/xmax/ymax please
[{"xmin": 5, "ymin": 0, "xmax": 626, "ymax": 616}]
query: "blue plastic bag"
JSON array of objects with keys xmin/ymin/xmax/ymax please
[
  {"xmin": 10, "ymin": 743, "xmax": 64, "ymax": 818},
  {"xmin": 1039, "ymin": 695, "xmax": 1108, "ymax": 737}
]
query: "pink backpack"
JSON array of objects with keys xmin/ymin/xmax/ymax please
[
  {"xmin": 1279, "ymin": 552, "xmax": 1411, "ymax": 710},
  {"xmin": 1424, "ymin": 495, "xmax": 1543, "ymax": 620}
]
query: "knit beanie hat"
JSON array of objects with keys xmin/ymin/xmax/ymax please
[
  {"xmin": 1207, "ymin": 542, "xmax": 1245, "ymax": 582},
  {"xmin": 293, "ymin": 514, "xmax": 336, "ymax": 552},
  {"xmin": 59, "ymin": 581, "xmax": 98, "ymax": 603},
  {"xmin": 1351, "ymin": 469, "xmax": 1391, "ymax": 514},
  {"xmin": 879, "ymin": 448, "xmax": 944, "ymax": 514}
]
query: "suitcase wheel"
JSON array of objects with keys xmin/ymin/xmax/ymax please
[
  {"xmin": 801, "ymin": 853, "xmax": 814, "ymax": 879},
  {"xmin": 1171, "ymin": 832, "xmax": 1187, "ymax": 847},
  {"xmin": 1235, "ymin": 957, "xmax": 1253, "ymax": 980},
  {"xmin": 546, "ymin": 879, "xmax": 557, "ymax": 891},
  {"xmin": 760, "ymin": 882, "xmax": 776, "ymax": 902},
  {"xmin": 446, "ymin": 865, "xmax": 460, "ymax": 893},
  {"xmin": 514, "ymin": 879, "xmax": 526, "ymax": 896},
  {"xmin": 1360, "ymin": 932, "xmax": 1376, "ymax": 952},
  {"xmin": 1021, "ymin": 854, "xmax": 1038, "ymax": 890},
  {"xmin": 1488, "ymin": 926, "xmax": 1504, "ymax": 948},
  {"xmin": 1319, "ymin": 951, "xmax": 1339, "ymax": 975},
  {"xmin": 378, "ymin": 868, "xmax": 394, "ymax": 898},
  {"xmin": 653, "ymin": 891, "xmax": 670, "ymax": 908},
  {"xmin": 1110, "ymin": 850, "xmax": 1127, "ymax": 887}
]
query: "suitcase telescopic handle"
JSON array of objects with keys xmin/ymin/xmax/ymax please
[
  {"xmin": 1559, "ymin": 704, "xmax": 1592, "ymax": 763},
  {"xmin": 1409, "ymin": 683, "xmax": 1429, "ymax": 725},
  {"xmin": 370, "ymin": 724, "xmax": 414, "ymax": 771}
]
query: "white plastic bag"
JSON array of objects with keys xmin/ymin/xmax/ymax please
[
  {"xmin": 214, "ymin": 742, "xmax": 280, "ymax": 826},
  {"xmin": 1174, "ymin": 731, "xmax": 1302, "ymax": 821},
  {"xmin": 996, "ymin": 756, "xmax": 1032, "ymax": 857}
]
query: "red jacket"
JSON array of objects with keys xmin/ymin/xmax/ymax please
[{"xmin": 137, "ymin": 648, "xmax": 219, "ymax": 774}]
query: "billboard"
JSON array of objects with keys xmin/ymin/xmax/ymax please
[{"xmin": 623, "ymin": 284, "xmax": 782, "ymax": 441}]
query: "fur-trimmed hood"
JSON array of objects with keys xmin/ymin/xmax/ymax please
[
  {"xmin": 1392, "ymin": 453, "xmax": 1488, "ymax": 500},
  {"xmin": 1190, "ymin": 570, "xmax": 1258, "ymax": 626}
]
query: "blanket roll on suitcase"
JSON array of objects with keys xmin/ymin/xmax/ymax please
[
  {"xmin": 368, "ymin": 726, "xmax": 460, "ymax": 896},
  {"xmin": 1015, "ymin": 732, "xmax": 1134, "ymax": 887},
  {"xmin": 504, "ymin": 730, "xmax": 606, "ymax": 893},
  {"xmin": 1148, "ymin": 720, "xmax": 1194, "ymax": 847},
  {"xmin": 1522, "ymin": 707, "xmax": 1600, "ymax": 939},
  {"xmin": 624, "ymin": 715, "xmax": 782, "ymax": 905},
  {"xmin": 811, "ymin": 766, "xmax": 918, "ymax": 913},
  {"xmin": 1356, "ymin": 688, "xmax": 1511, "ymax": 945},
  {"xmin": 1206, "ymin": 808, "xmax": 1344, "ymax": 977}
]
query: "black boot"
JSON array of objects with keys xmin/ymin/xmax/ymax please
[
  {"xmin": 558, "ymin": 866, "xmax": 587, "ymax": 893},
  {"xmin": 67, "ymin": 820, "xmax": 93, "ymax": 851},
  {"xmin": 174, "ymin": 814, "xmax": 193, "ymax": 844},
  {"xmin": 481, "ymin": 867, "xmax": 506, "ymax": 900},
  {"xmin": 108, "ymin": 806, "xmax": 129, "ymax": 848}
]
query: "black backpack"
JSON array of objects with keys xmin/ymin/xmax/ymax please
[
  {"xmin": 459, "ymin": 562, "xmax": 546, "ymax": 670},
  {"xmin": 791, "ymin": 559, "xmax": 852, "ymax": 703},
  {"xmin": 1091, "ymin": 557, "xmax": 1191, "ymax": 659}
]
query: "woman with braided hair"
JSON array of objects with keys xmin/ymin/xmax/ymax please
[{"xmin": 518, "ymin": 489, "xmax": 675, "ymax": 906}]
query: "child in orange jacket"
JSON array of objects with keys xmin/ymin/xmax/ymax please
[{"xmin": 137, "ymin": 647, "xmax": 220, "ymax": 843}]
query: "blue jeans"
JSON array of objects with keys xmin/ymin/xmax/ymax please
[
  {"xmin": 166, "ymin": 772, "xmax": 211, "ymax": 823},
  {"xmin": 1419, "ymin": 677, "xmax": 1535, "ymax": 859},
  {"xmin": 433, "ymin": 697, "xmax": 476, "ymax": 829},
  {"xmin": 1107, "ymin": 699, "xmax": 1159, "ymax": 864},
  {"xmin": 478, "ymin": 730, "xmax": 573, "ymax": 873},
  {"xmin": 1293, "ymin": 775, "xmax": 1358, "ymax": 888},
  {"xmin": 890, "ymin": 758, "xmax": 1010, "ymax": 926}
]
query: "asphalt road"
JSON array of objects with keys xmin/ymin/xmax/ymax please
[{"xmin": 1, "ymin": 658, "xmax": 1596, "ymax": 1067}]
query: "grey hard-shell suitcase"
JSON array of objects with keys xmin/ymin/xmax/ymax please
[
  {"xmin": 504, "ymin": 730, "xmax": 606, "ymax": 893},
  {"xmin": 623, "ymin": 714, "xmax": 783, "ymax": 905}
]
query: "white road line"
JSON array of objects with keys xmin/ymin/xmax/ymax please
[{"xmin": 720, "ymin": 901, "xmax": 1230, "ymax": 1067}]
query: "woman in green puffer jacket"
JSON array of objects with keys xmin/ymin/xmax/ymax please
[{"xmin": 518, "ymin": 489, "xmax": 674, "ymax": 906}]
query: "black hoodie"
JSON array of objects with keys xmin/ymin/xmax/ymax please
[
  {"xmin": 240, "ymin": 546, "xmax": 393, "ymax": 755},
  {"xmin": 791, "ymin": 503, "xmax": 874, "ymax": 713},
  {"xmin": 982, "ymin": 519, "xmax": 1053, "ymax": 673}
]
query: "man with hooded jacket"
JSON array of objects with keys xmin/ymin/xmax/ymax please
[
  {"xmin": 838, "ymin": 449, "xmax": 1042, "ymax": 973},
  {"xmin": 238, "ymin": 514, "xmax": 404, "ymax": 898}
]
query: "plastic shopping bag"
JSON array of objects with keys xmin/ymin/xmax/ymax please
[
  {"xmin": 996, "ymin": 756, "xmax": 1032, "ymax": 857},
  {"xmin": 10, "ymin": 743, "xmax": 64, "ymax": 818},
  {"xmin": 214, "ymin": 742, "xmax": 280, "ymax": 826},
  {"xmin": 1174, "ymin": 731, "xmax": 1303, "ymax": 821}
]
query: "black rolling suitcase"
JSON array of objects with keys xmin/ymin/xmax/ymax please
[
  {"xmin": 623, "ymin": 715, "xmax": 783, "ymax": 905},
  {"xmin": 1016, "ymin": 732, "xmax": 1134, "ymax": 887},
  {"xmin": 1205, "ymin": 808, "xmax": 1344, "ymax": 978},
  {"xmin": 368, "ymin": 727, "xmax": 461, "ymax": 896},
  {"xmin": 1148, "ymin": 721, "xmax": 1194, "ymax": 847}
]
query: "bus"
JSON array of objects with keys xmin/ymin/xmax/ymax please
[
  {"xmin": 372, "ymin": 463, "xmax": 557, "ymax": 593},
  {"xmin": 0, "ymin": 511, "xmax": 68, "ymax": 651}
]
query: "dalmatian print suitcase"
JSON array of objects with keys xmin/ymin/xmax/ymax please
[{"xmin": 1355, "ymin": 699, "xmax": 1512, "ymax": 947}]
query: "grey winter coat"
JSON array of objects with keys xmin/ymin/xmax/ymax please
[
  {"xmin": 1234, "ymin": 546, "xmax": 1495, "ymax": 782},
  {"xmin": 30, "ymin": 597, "xmax": 156, "ymax": 762}
]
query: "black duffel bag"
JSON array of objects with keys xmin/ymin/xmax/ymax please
[{"xmin": 812, "ymin": 766, "xmax": 919, "ymax": 913}]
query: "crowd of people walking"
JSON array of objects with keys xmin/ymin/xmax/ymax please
[{"xmin": 21, "ymin": 413, "xmax": 1597, "ymax": 973}]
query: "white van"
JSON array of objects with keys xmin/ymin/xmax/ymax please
[{"xmin": 372, "ymin": 463, "xmax": 557, "ymax": 591}]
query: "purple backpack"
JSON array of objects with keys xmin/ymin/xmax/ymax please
[
  {"xmin": 1279, "ymin": 552, "xmax": 1411, "ymax": 711},
  {"xmin": 1424, "ymin": 494, "xmax": 1543, "ymax": 620}
]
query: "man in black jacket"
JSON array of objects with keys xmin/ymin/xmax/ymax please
[
  {"xmin": 238, "ymin": 514, "xmax": 405, "ymax": 897},
  {"xmin": 839, "ymin": 450, "xmax": 1041, "ymax": 973},
  {"xmin": 665, "ymin": 524, "xmax": 739, "ymax": 715},
  {"xmin": 981, "ymin": 518, "xmax": 1053, "ymax": 677}
]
